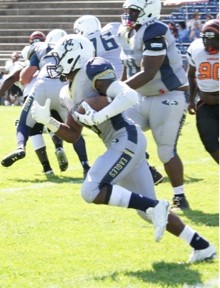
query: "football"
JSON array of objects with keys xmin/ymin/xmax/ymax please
[{"xmin": 76, "ymin": 95, "xmax": 112, "ymax": 114}]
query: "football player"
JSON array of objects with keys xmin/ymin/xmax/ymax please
[
  {"xmin": 187, "ymin": 19, "xmax": 219, "ymax": 163},
  {"xmin": 4, "ymin": 51, "xmax": 23, "ymax": 106},
  {"xmin": 73, "ymin": 14, "xmax": 164, "ymax": 185},
  {"xmin": 1, "ymin": 29, "xmax": 91, "ymax": 178},
  {"xmin": 31, "ymin": 34, "xmax": 216, "ymax": 263},
  {"xmin": 0, "ymin": 31, "xmax": 56, "ymax": 174},
  {"xmin": 117, "ymin": 0, "xmax": 190, "ymax": 209}
]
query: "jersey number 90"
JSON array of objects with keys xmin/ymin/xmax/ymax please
[{"xmin": 198, "ymin": 62, "xmax": 219, "ymax": 80}]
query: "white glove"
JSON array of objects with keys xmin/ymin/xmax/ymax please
[
  {"xmin": 31, "ymin": 98, "xmax": 60, "ymax": 133},
  {"xmin": 74, "ymin": 102, "xmax": 105, "ymax": 126},
  {"xmin": 31, "ymin": 98, "xmax": 51, "ymax": 125}
]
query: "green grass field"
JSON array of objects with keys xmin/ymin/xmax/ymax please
[{"xmin": 0, "ymin": 106, "xmax": 219, "ymax": 288}]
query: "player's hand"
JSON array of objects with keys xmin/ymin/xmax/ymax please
[
  {"xmin": 188, "ymin": 102, "xmax": 197, "ymax": 115},
  {"xmin": 31, "ymin": 98, "xmax": 51, "ymax": 125},
  {"xmin": 74, "ymin": 101, "xmax": 104, "ymax": 126},
  {"xmin": 74, "ymin": 102, "xmax": 97, "ymax": 126}
]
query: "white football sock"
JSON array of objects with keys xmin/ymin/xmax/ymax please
[
  {"xmin": 108, "ymin": 185, "xmax": 131, "ymax": 208},
  {"xmin": 30, "ymin": 134, "xmax": 46, "ymax": 150},
  {"xmin": 173, "ymin": 185, "xmax": 184, "ymax": 196},
  {"xmin": 179, "ymin": 225, "xmax": 195, "ymax": 244}
]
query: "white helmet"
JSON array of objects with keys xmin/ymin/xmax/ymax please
[
  {"xmin": 122, "ymin": 0, "xmax": 161, "ymax": 27},
  {"xmin": 47, "ymin": 34, "xmax": 95, "ymax": 78},
  {"xmin": 46, "ymin": 29, "xmax": 67, "ymax": 44},
  {"xmin": 73, "ymin": 15, "xmax": 101, "ymax": 37}
]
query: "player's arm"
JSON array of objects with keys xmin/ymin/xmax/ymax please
[
  {"xmin": 19, "ymin": 50, "xmax": 39, "ymax": 85},
  {"xmin": 124, "ymin": 54, "xmax": 165, "ymax": 89},
  {"xmin": 31, "ymin": 99, "xmax": 83, "ymax": 144},
  {"xmin": 120, "ymin": 65, "xmax": 128, "ymax": 81},
  {"xmin": 124, "ymin": 36, "xmax": 166, "ymax": 89},
  {"xmin": 0, "ymin": 69, "xmax": 21, "ymax": 98},
  {"xmin": 187, "ymin": 63, "xmax": 198, "ymax": 115},
  {"xmin": 55, "ymin": 112, "xmax": 83, "ymax": 144},
  {"xmin": 19, "ymin": 65, "xmax": 38, "ymax": 85},
  {"xmin": 74, "ymin": 78, "xmax": 139, "ymax": 126}
]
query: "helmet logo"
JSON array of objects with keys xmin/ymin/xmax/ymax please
[{"xmin": 63, "ymin": 38, "xmax": 80, "ymax": 52}]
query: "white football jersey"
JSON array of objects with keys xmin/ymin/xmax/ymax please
[
  {"xmin": 187, "ymin": 38, "xmax": 219, "ymax": 92},
  {"xmin": 88, "ymin": 22, "xmax": 122, "ymax": 78},
  {"xmin": 29, "ymin": 42, "xmax": 54, "ymax": 70},
  {"xmin": 118, "ymin": 19, "xmax": 188, "ymax": 96},
  {"xmin": 4, "ymin": 60, "xmax": 26, "ymax": 90},
  {"xmin": 61, "ymin": 56, "xmax": 135, "ymax": 147}
]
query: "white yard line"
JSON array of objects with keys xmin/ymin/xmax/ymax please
[{"xmin": 0, "ymin": 180, "xmax": 82, "ymax": 193}]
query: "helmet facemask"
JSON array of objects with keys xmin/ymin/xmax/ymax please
[
  {"xmin": 201, "ymin": 19, "xmax": 219, "ymax": 54},
  {"xmin": 121, "ymin": 0, "xmax": 161, "ymax": 27},
  {"xmin": 201, "ymin": 31, "xmax": 219, "ymax": 55},
  {"xmin": 121, "ymin": 7, "xmax": 143, "ymax": 28},
  {"xmin": 47, "ymin": 35, "xmax": 95, "ymax": 78}
]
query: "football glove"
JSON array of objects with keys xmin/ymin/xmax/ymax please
[
  {"xmin": 31, "ymin": 98, "xmax": 51, "ymax": 125},
  {"xmin": 31, "ymin": 99, "xmax": 60, "ymax": 133},
  {"xmin": 74, "ymin": 101, "xmax": 106, "ymax": 126}
]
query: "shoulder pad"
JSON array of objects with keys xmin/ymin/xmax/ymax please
[
  {"xmin": 86, "ymin": 56, "xmax": 115, "ymax": 81},
  {"xmin": 143, "ymin": 22, "xmax": 168, "ymax": 42}
]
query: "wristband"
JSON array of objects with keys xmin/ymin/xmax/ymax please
[{"xmin": 46, "ymin": 117, "xmax": 60, "ymax": 133}]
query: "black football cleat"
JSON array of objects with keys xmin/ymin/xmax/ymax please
[
  {"xmin": 149, "ymin": 166, "xmax": 164, "ymax": 185},
  {"xmin": 172, "ymin": 195, "xmax": 190, "ymax": 210},
  {"xmin": 1, "ymin": 148, "xmax": 26, "ymax": 167}
]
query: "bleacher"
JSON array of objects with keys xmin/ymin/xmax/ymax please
[
  {"xmin": 0, "ymin": 0, "xmax": 125, "ymax": 70},
  {"xmin": 162, "ymin": 0, "xmax": 219, "ymax": 23},
  {"xmin": 0, "ymin": 0, "xmax": 219, "ymax": 69},
  {"xmin": 161, "ymin": 0, "xmax": 219, "ymax": 57}
]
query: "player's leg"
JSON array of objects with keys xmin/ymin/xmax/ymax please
[
  {"xmin": 120, "ymin": 156, "xmax": 216, "ymax": 263},
  {"xmin": 50, "ymin": 99, "xmax": 91, "ymax": 179},
  {"xmin": 1, "ymin": 93, "xmax": 36, "ymax": 167},
  {"xmin": 167, "ymin": 212, "xmax": 216, "ymax": 263},
  {"xmin": 30, "ymin": 123, "xmax": 54, "ymax": 175},
  {"xmin": 50, "ymin": 110, "xmax": 68, "ymax": 172},
  {"xmin": 73, "ymin": 135, "xmax": 91, "ymax": 179},
  {"xmin": 150, "ymin": 91, "xmax": 190, "ymax": 209},
  {"xmin": 196, "ymin": 103, "xmax": 219, "ymax": 164},
  {"xmin": 81, "ymin": 128, "xmax": 170, "ymax": 242},
  {"xmin": 126, "ymin": 104, "xmax": 164, "ymax": 185}
]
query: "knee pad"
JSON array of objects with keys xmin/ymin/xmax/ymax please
[
  {"xmin": 158, "ymin": 145, "xmax": 174, "ymax": 164},
  {"xmin": 81, "ymin": 181, "xmax": 99, "ymax": 203}
]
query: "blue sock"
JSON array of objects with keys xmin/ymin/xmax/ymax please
[
  {"xmin": 128, "ymin": 193, "xmax": 158, "ymax": 212},
  {"xmin": 190, "ymin": 233, "xmax": 209, "ymax": 250}
]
